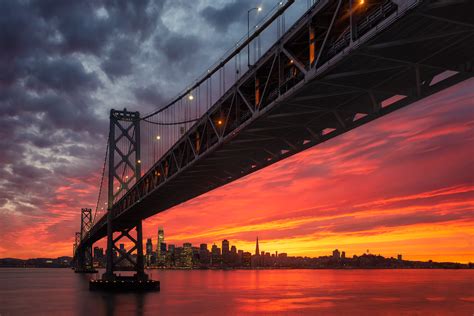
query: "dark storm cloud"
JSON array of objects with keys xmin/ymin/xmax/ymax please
[
  {"xmin": 0, "ymin": 0, "xmax": 164, "ymax": 230},
  {"xmin": 201, "ymin": 0, "xmax": 252, "ymax": 33},
  {"xmin": 101, "ymin": 38, "xmax": 137, "ymax": 80},
  {"xmin": 156, "ymin": 34, "xmax": 202, "ymax": 64},
  {"xmin": 134, "ymin": 85, "xmax": 167, "ymax": 107},
  {"xmin": 25, "ymin": 57, "xmax": 102, "ymax": 94},
  {"xmin": 0, "ymin": 0, "xmax": 238, "ymax": 246}
]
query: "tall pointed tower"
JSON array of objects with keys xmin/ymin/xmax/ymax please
[{"xmin": 255, "ymin": 236, "xmax": 260, "ymax": 256}]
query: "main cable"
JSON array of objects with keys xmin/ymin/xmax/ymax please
[
  {"xmin": 93, "ymin": 132, "xmax": 109, "ymax": 225},
  {"xmin": 143, "ymin": 118, "xmax": 199, "ymax": 126}
]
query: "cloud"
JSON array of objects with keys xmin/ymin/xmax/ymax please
[{"xmin": 200, "ymin": 0, "xmax": 252, "ymax": 33}]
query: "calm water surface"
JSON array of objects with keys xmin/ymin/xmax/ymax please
[{"xmin": 0, "ymin": 268, "xmax": 472, "ymax": 315}]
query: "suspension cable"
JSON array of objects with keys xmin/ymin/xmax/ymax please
[
  {"xmin": 140, "ymin": 0, "xmax": 294, "ymax": 121},
  {"xmin": 93, "ymin": 132, "xmax": 109, "ymax": 225},
  {"xmin": 143, "ymin": 118, "xmax": 199, "ymax": 126}
]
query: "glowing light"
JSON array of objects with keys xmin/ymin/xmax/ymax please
[
  {"xmin": 359, "ymin": 0, "xmax": 365, "ymax": 4},
  {"xmin": 156, "ymin": 135, "xmax": 161, "ymax": 140},
  {"xmin": 257, "ymin": 7, "xmax": 262, "ymax": 12},
  {"xmin": 290, "ymin": 59, "xmax": 294, "ymax": 64},
  {"xmin": 137, "ymin": 160, "xmax": 141, "ymax": 164},
  {"xmin": 188, "ymin": 94, "xmax": 194, "ymax": 101},
  {"xmin": 217, "ymin": 120, "xmax": 223, "ymax": 125}
]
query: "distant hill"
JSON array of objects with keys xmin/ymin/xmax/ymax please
[{"xmin": 0, "ymin": 257, "xmax": 72, "ymax": 268}]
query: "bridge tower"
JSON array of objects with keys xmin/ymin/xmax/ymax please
[
  {"xmin": 74, "ymin": 209, "xmax": 96, "ymax": 273},
  {"xmin": 102, "ymin": 108, "xmax": 148, "ymax": 283}
]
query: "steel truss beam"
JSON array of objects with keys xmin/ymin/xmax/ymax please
[
  {"xmin": 110, "ymin": 0, "xmax": 473, "ymax": 222},
  {"xmin": 78, "ymin": 0, "xmax": 474, "ymax": 248}
]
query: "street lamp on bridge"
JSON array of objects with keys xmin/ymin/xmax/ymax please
[{"xmin": 247, "ymin": 6, "xmax": 262, "ymax": 68}]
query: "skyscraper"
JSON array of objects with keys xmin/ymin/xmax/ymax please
[
  {"xmin": 146, "ymin": 238, "xmax": 153, "ymax": 266},
  {"xmin": 182, "ymin": 242, "xmax": 193, "ymax": 268},
  {"xmin": 93, "ymin": 246, "xmax": 104, "ymax": 267},
  {"xmin": 157, "ymin": 227, "xmax": 164, "ymax": 263},
  {"xmin": 211, "ymin": 244, "xmax": 221, "ymax": 266},
  {"xmin": 146, "ymin": 238, "xmax": 153, "ymax": 255},
  {"xmin": 157, "ymin": 227, "xmax": 164, "ymax": 251},
  {"xmin": 222, "ymin": 239, "xmax": 230, "ymax": 265},
  {"xmin": 199, "ymin": 244, "xmax": 210, "ymax": 265},
  {"xmin": 222, "ymin": 239, "xmax": 230, "ymax": 254},
  {"xmin": 255, "ymin": 236, "xmax": 260, "ymax": 256}
]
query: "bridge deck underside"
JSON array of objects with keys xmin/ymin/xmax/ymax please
[{"xmin": 86, "ymin": 1, "xmax": 473, "ymax": 244}]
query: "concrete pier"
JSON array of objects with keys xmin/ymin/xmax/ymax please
[{"xmin": 89, "ymin": 275, "xmax": 160, "ymax": 291}]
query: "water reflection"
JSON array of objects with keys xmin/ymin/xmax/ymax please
[{"xmin": 0, "ymin": 269, "xmax": 473, "ymax": 315}]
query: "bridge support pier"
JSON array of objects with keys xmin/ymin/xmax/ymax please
[{"xmin": 92, "ymin": 217, "xmax": 159, "ymax": 291}]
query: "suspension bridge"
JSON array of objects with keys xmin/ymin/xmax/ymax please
[{"xmin": 72, "ymin": 0, "xmax": 474, "ymax": 291}]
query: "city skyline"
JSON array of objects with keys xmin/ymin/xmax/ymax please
[
  {"xmin": 85, "ymin": 228, "xmax": 470, "ymax": 271},
  {"xmin": 87, "ymin": 226, "xmax": 468, "ymax": 266}
]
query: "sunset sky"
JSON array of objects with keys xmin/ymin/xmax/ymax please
[{"xmin": 0, "ymin": 0, "xmax": 473, "ymax": 263}]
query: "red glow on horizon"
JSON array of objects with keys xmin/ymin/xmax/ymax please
[{"xmin": 0, "ymin": 80, "xmax": 473, "ymax": 263}]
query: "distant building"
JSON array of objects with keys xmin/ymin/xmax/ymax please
[
  {"xmin": 146, "ymin": 238, "xmax": 153, "ymax": 266},
  {"xmin": 255, "ymin": 236, "xmax": 260, "ymax": 256},
  {"xmin": 93, "ymin": 247, "xmax": 103, "ymax": 260},
  {"xmin": 242, "ymin": 252, "xmax": 252, "ymax": 267},
  {"xmin": 167, "ymin": 244, "xmax": 176, "ymax": 267},
  {"xmin": 157, "ymin": 227, "xmax": 165, "ymax": 264},
  {"xmin": 93, "ymin": 246, "xmax": 104, "ymax": 267},
  {"xmin": 222, "ymin": 239, "xmax": 230, "ymax": 265},
  {"xmin": 199, "ymin": 243, "xmax": 210, "ymax": 265},
  {"xmin": 237, "ymin": 249, "xmax": 244, "ymax": 265},
  {"xmin": 182, "ymin": 243, "xmax": 193, "ymax": 268},
  {"xmin": 341, "ymin": 251, "xmax": 346, "ymax": 259},
  {"xmin": 146, "ymin": 238, "xmax": 153, "ymax": 254},
  {"xmin": 230, "ymin": 245, "xmax": 237, "ymax": 265},
  {"xmin": 192, "ymin": 247, "xmax": 200, "ymax": 265},
  {"xmin": 211, "ymin": 244, "xmax": 221, "ymax": 266},
  {"xmin": 333, "ymin": 249, "xmax": 340, "ymax": 259},
  {"xmin": 397, "ymin": 254, "xmax": 402, "ymax": 261}
]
